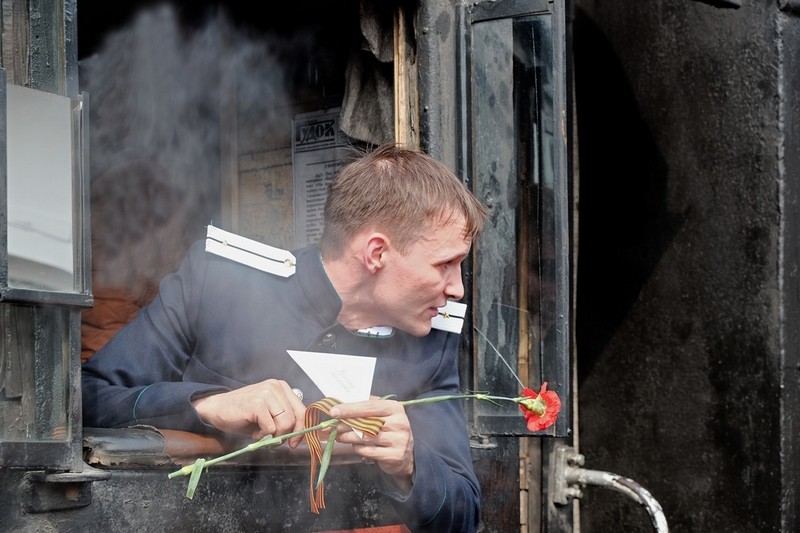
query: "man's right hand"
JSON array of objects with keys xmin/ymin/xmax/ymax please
[{"xmin": 191, "ymin": 379, "xmax": 306, "ymax": 446}]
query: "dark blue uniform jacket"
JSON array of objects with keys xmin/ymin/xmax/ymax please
[{"xmin": 82, "ymin": 241, "xmax": 480, "ymax": 532}]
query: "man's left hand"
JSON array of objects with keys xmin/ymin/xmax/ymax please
[{"xmin": 329, "ymin": 399, "xmax": 414, "ymax": 493}]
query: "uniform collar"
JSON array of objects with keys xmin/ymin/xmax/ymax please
[
  {"xmin": 294, "ymin": 245, "xmax": 343, "ymax": 327},
  {"xmin": 295, "ymin": 246, "xmax": 397, "ymax": 338}
]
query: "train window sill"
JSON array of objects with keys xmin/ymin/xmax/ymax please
[{"xmin": 83, "ymin": 426, "xmax": 362, "ymax": 469}]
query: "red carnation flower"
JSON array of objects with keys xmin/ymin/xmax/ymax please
[{"xmin": 518, "ymin": 382, "xmax": 561, "ymax": 432}]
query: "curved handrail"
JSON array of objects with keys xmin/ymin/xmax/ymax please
[{"xmin": 565, "ymin": 466, "xmax": 669, "ymax": 533}]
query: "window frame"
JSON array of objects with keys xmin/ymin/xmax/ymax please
[
  {"xmin": 458, "ymin": 0, "xmax": 572, "ymax": 438},
  {"xmin": 0, "ymin": 68, "xmax": 91, "ymax": 470}
]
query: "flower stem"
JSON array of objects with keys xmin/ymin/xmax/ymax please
[
  {"xmin": 399, "ymin": 393, "xmax": 522, "ymax": 408},
  {"xmin": 168, "ymin": 393, "xmax": 539, "ymax": 480},
  {"xmin": 473, "ymin": 326, "xmax": 527, "ymax": 389},
  {"xmin": 167, "ymin": 417, "xmax": 339, "ymax": 479}
]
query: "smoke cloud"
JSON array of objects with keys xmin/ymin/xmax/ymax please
[{"xmin": 80, "ymin": 3, "xmax": 297, "ymax": 297}]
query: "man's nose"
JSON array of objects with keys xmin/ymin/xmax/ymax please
[{"xmin": 445, "ymin": 264, "xmax": 465, "ymax": 300}]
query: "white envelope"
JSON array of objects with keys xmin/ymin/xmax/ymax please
[{"xmin": 288, "ymin": 350, "xmax": 377, "ymax": 438}]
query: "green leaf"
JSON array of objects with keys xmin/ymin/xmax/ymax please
[
  {"xmin": 186, "ymin": 458, "xmax": 206, "ymax": 500},
  {"xmin": 316, "ymin": 427, "xmax": 338, "ymax": 489}
]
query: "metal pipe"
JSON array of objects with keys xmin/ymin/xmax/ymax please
[{"xmin": 565, "ymin": 466, "xmax": 669, "ymax": 533}]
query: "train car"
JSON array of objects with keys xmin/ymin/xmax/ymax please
[{"xmin": 0, "ymin": 1, "xmax": 576, "ymax": 531}]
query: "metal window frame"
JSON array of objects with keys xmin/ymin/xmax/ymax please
[
  {"xmin": 0, "ymin": 74, "xmax": 92, "ymax": 307},
  {"xmin": 458, "ymin": 0, "xmax": 572, "ymax": 438},
  {"xmin": 0, "ymin": 0, "xmax": 90, "ymax": 470}
]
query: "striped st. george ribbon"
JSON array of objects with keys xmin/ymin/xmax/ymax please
[{"xmin": 304, "ymin": 397, "xmax": 385, "ymax": 513}]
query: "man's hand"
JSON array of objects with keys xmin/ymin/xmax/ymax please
[
  {"xmin": 330, "ymin": 399, "xmax": 414, "ymax": 493},
  {"xmin": 191, "ymin": 379, "xmax": 306, "ymax": 446}
]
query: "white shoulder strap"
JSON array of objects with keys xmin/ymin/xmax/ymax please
[
  {"xmin": 432, "ymin": 301, "xmax": 468, "ymax": 334},
  {"xmin": 205, "ymin": 224, "xmax": 296, "ymax": 278}
]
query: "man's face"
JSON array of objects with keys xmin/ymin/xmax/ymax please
[{"xmin": 376, "ymin": 213, "xmax": 472, "ymax": 336}]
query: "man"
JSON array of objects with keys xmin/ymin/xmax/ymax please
[{"xmin": 82, "ymin": 143, "xmax": 486, "ymax": 531}]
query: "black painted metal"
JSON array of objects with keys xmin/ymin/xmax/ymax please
[
  {"xmin": 472, "ymin": 0, "xmax": 550, "ymax": 22},
  {"xmin": 0, "ymin": 69, "xmax": 6, "ymax": 290},
  {"xmin": 778, "ymin": 10, "xmax": 800, "ymax": 531},
  {"xmin": 780, "ymin": 0, "xmax": 800, "ymax": 14},
  {"xmin": 573, "ymin": 1, "xmax": 800, "ymax": 531},
  {"xmin": 2, "ymin": 464, "xmax": 410, "ymax": 531}
]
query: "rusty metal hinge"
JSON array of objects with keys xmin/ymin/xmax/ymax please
[{"xmin": 22, "ymin": 464, "xmax": 111, "ymax": 513}]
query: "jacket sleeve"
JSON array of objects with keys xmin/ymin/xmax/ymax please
[
  {"xmin": 380, "ymin": 332, "xmax": 481, "ymax": 532},
  {"xmin": 81, "ymin": 241, "xmax": 227, "ymax": 433}
]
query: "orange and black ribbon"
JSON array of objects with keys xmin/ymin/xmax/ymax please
[{"xmin": 304, "ymin": 397, "xmax": 385, "ymax": 513}]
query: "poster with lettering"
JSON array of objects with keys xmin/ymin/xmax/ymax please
[{"xmin": 291, "ymin": 108, "xmax": 354, "ymax": 248}]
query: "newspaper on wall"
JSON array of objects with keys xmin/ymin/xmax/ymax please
[{"xmin": 292, "ymin": 108, "xmax": 354, "ymax": 249}]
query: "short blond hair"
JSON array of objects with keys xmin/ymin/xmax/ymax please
[{"xmin": 320, "ymin": 144, "xmax": 487, "ymax": 259}]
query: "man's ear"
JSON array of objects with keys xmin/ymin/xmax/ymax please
[{"xmin": 363, "ymin": 233, "xmax": 389, "ymax": 273}]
